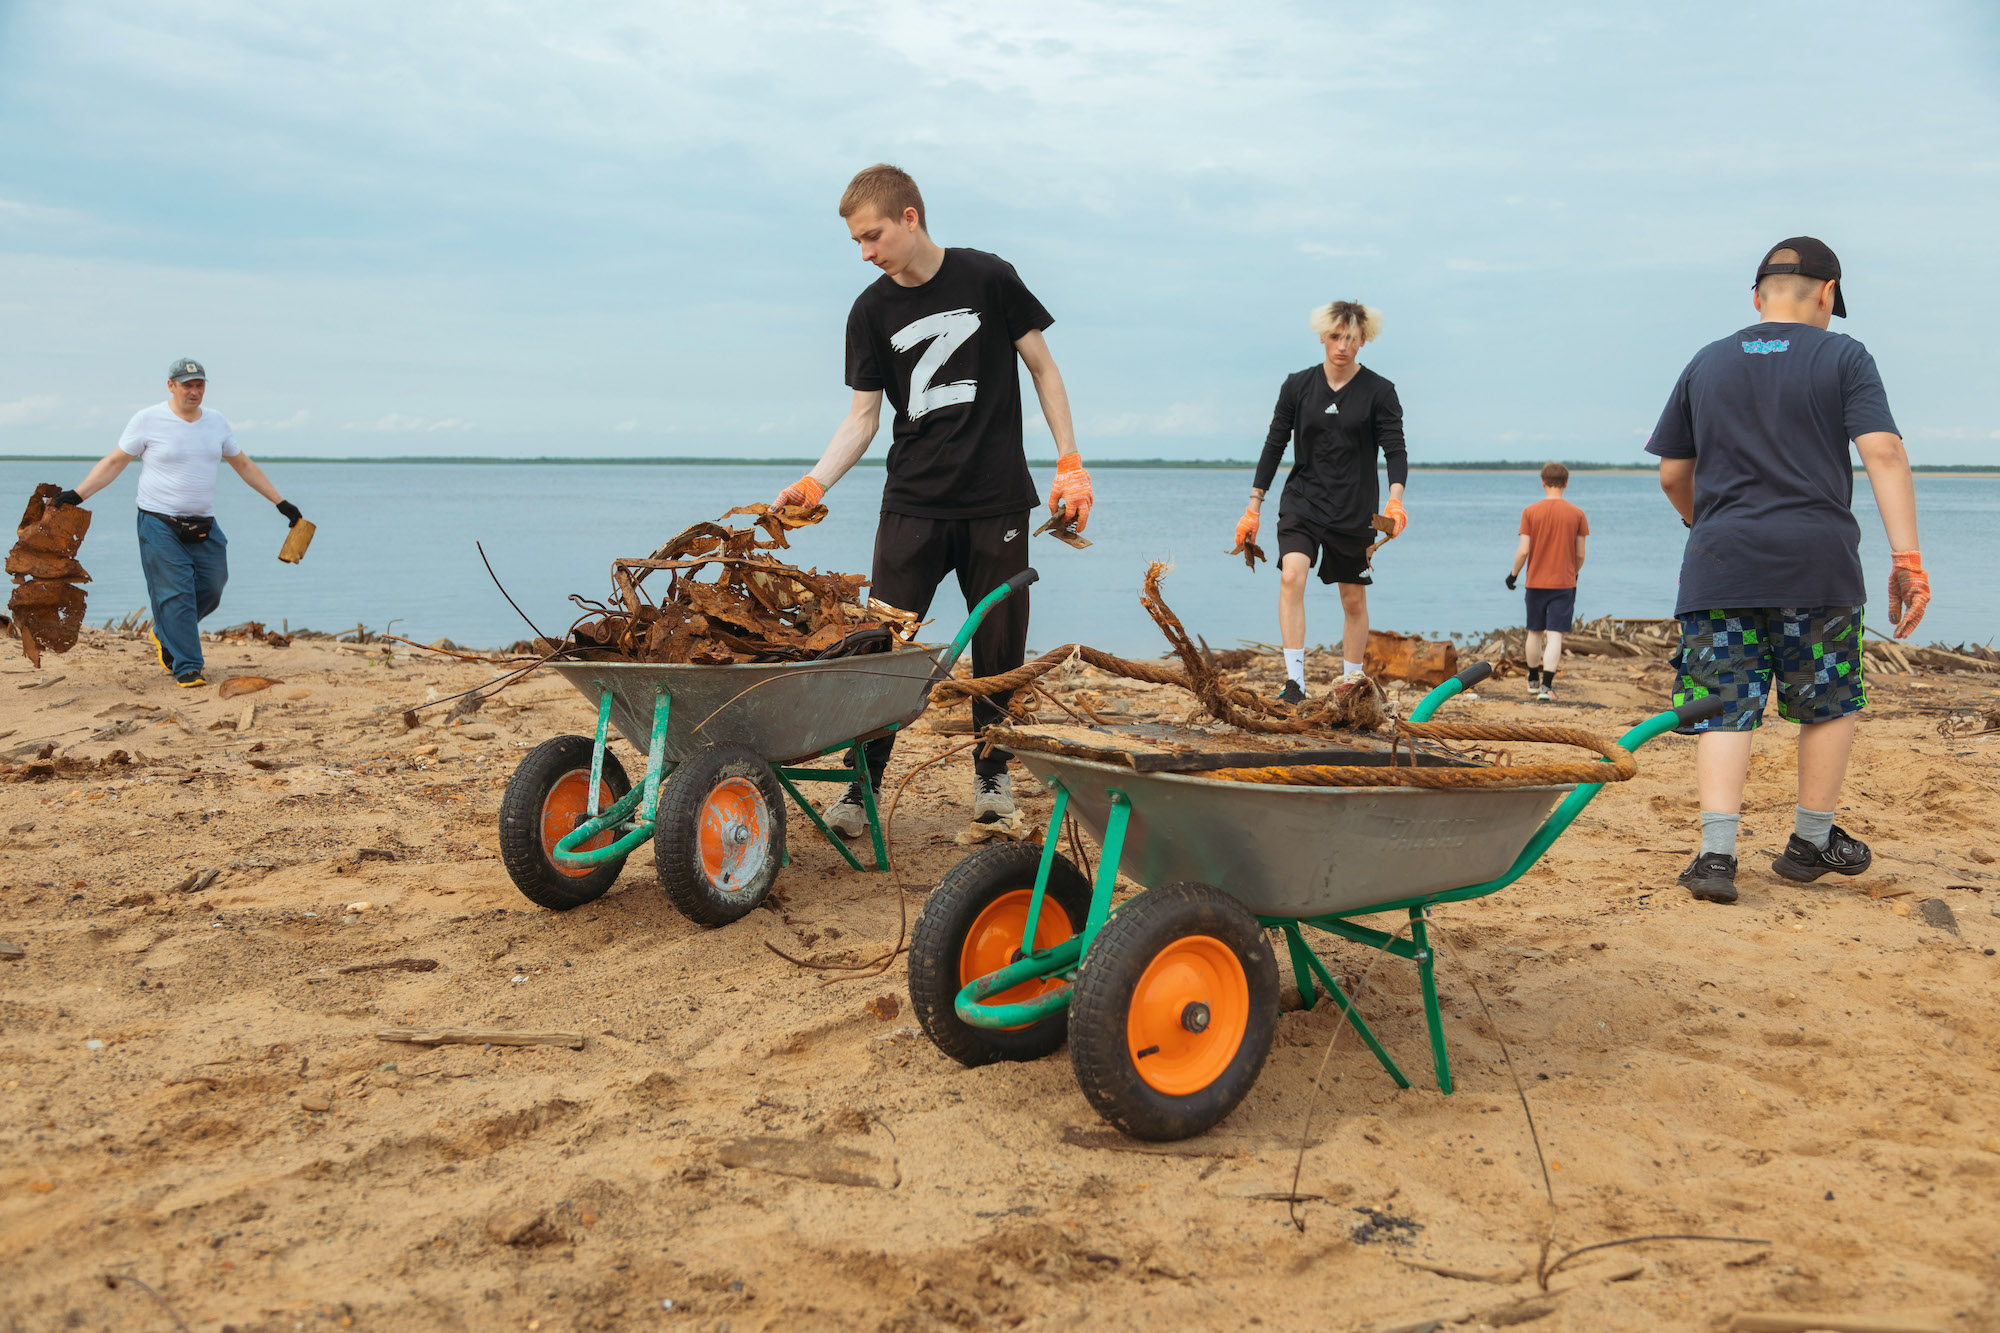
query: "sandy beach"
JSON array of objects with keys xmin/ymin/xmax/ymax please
[{"xmin": 3, "ymin": 626, "xmax": 1997, "ymax": 1332}]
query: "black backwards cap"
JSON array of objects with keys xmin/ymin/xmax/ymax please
[{"xmin": 1755, "ymin": 236, "xmax": 1845, "ymax": 318}]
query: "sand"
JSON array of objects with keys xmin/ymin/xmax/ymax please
[{"xmin": 3, "ymin": 626, "xmax": 1997, "ymax": 1332}]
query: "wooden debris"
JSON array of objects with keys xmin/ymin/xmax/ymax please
[
  {"xmin": 1729, "ymin": 1314, "xmax": 1948, "ymax": 1333},
  {"xmin": 0, "ymin": 940, "xmax": 24, "ymax": 959},
  {"xmin": 218, "ymin": 676, "xmax": 278, "ymax": 699},
  {"xmin": 338, "ymin": 958, "xmax": 439, "ymax": 975},
  {"xmin": 715, "ymin": 1135, "xmax": 897, "ymax": 1188},
  {"xmin": 172, "ymin": 868, "xmax": 221, "ymax": 894},
  {"xmin": 376, "ymin": 1027, "xmax": 584, "ymax": 1049},
  {"xmin": 1396, "ymin": 1258, "xmax": 1527, "ymax": 1284},
  {"xmin": 1362, "ymin": 630, "xmax": 1459, "ymax": 687}
]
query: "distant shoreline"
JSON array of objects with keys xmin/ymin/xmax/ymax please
[{"xmin": 3, "ymin": 455, "xmax": 1995, "ymax": 476}]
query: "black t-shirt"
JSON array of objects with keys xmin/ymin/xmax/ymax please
[
  {"xmin": 1645, "ymin": 322, "xmax": 1898, "ymax": 615},
  {"xmin": 1252, "ymin": 364, "xmax": 1407, "ymax": 536},
  {"xmin": 845, "ymin": 248, "xmax": 1052, "ymax": 520}
]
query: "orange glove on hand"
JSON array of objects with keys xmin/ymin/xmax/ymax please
[
  {"xmin": 1888, "ymin": 550, "xmax": 1930, "ymax": 639},
  {"xmin": 774, "ymin": 474, "xmax": 824, "ymax": 509},
  {"xmin": 1233, "ymin": 505, "xmax": 1260, "ymax": 550},
  {"xmin": 1383, "ymin": 496, "xmax": 1409, "ymax": 536},
  {"xmin": 1049, "ymin": 453, "xmax": 1093, "ymax": 531}
]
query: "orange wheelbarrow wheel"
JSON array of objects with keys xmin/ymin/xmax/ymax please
[
  {"xmin": 1069, "ymin": 882, "xmax": 1279, "ymax": 1140},
  {"xmin": 654, "ymin": 742, "xmax": 786, "ymax": 927},
  {"xmin": 498, "ymin": 735, "xmax": 633, "ymax": 910},
  {"xmin": 909, "ymin": 841, "xmax": 1093, "ymax": 1066}
]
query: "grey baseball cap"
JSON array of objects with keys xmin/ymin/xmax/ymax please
[{"xmin": 168, "ymin": 357, "xmax": 207, "ymax": 383}]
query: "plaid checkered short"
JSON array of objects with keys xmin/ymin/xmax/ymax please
[{"xmin": 1671, "ymin": 606, "xmax": 1866, "ymax": 733}]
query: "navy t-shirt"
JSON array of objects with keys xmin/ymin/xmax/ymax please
[
  {"xmin": 845, "ymin": 248, "xmax": 1052, "ymax": 521},
  {"xmin": 1645, "ymin": 322, "xmax": 1898, "ymax": 615}
]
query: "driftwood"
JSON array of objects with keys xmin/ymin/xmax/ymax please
[
  {"xmin": 1474, "ymin": 615, "xmax": 1999, "ymax": 679},
  {"xmin": 1729, "ymin": 1314, "xmax": 1948, "ymax": 1333},
  {"xmin": 375, "ymin": 1027, "xmax": 583, "ymax": 1049}
]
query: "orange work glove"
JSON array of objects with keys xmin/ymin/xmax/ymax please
[
  {"xmin": 1887, "ymin": 549, "xmax": 1930, "ymax": 639},
  {"xmin": 774, "ymin": 474, "xmax": 824, "ymax": 509},
  {"xmin": 1383, "ymin": 495, "xmax": 1409, "ymax": 536},
  {"xmin": 1049, "ymin": 453, "xmax": 1093, "ymax": 531},
  {"xmin": 1233, "ymin": 505, "xmax": 1260, "ymax": 551}
]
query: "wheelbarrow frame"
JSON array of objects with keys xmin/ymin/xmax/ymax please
[
  {"xmin": 953, "ymin": 663, "xmax": 1721, "ymax": 1096},
  {"xmin": 544, "ymin": 568, "xmax": 1038, "ymax": 878}
]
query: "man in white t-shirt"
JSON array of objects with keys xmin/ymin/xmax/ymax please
[{"xmin": 56, "ymin": 358, "xmax": 306, "ymax": 687}]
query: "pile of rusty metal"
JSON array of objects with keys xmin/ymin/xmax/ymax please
[
  {"xmin": 5, "ymin": 485, "xmax": 91, "ymax": 667},
  {"xmin": 555, "ymin": 503, "xmax": 921, "ymax": 664}
]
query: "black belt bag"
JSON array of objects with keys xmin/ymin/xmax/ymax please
[{"xmin": 143, "ymin": 509, "xmax": 214, "ymax": 543}]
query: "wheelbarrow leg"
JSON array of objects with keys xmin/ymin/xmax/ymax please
[
  {"xmin": 1409, "ymin": 907, "xmax": 1452, "ymax": 1094},
  {"xmin": 853, "ymin": 743, "xmax": 890, "ymax": 871},
  {"xmin": 1082, "ymin": 791, "xmax": 1131, "ymax": 941},
  {"xmin": 587, "ymin": 687, "xmax": 614, "ymax": 818},
  {"xmin": 1020, "ymin": 780, "xmax": 1071, "ymax": 947},
  {"xmin": 1275, "ymin": 922, "xmax": 1411, "ymax": 1091}
]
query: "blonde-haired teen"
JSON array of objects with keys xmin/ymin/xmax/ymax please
[{"xmin": 1234, "ymin": 300, "xmax": 1407, "ymax": 702}]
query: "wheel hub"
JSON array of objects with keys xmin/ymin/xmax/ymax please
[{"xmin": 1180, "ymin": 1001, "xmax": 1210, "ymax": 1033}]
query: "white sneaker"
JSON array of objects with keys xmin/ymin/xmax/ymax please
[
  {"xmin": 973, "ymin": 773, "xmax": 1014, "ymax": 825},
  {"xmin": 823, "ymin": 783, "xmax": 873, "ymax": 838}
]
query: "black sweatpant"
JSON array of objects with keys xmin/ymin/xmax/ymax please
[{"xmin": 866, "ymin": 510, "xmax": 1030, "ymax": 784}]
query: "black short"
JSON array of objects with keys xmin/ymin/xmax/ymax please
[
  {"xmin": 1524, "ymin": 587, "xmax": 1576, "ymax": 633},
  {"xmin": 1275, "ymin": 514, "xmax": 1372, "ymax": 586}
]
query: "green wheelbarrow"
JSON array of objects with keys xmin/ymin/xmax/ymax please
[
  {"xmin": 906, "ymin": 663, "xmax": 1725, "ymax": 1140},
  {"xmin": 497, "ymin": 569, "xmax": 1038, "ymax": 927}
]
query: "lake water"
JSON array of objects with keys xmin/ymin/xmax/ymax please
[{"xmin": 5, "ymin": 462, "xmax": 1994, "ymax": 658}]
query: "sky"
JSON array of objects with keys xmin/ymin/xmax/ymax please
[{"xmin": 1, "ymin": 1, "xmax": 1996, "ymax": 463}]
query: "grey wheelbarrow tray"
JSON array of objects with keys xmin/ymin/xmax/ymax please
[
  {"xmin": 958, "ymin": 664, "xmax": 1725, "ymax": 1095},
  {"xmin": 549, "ymin": 567, "xmax": 1038, "ymax": 877}
]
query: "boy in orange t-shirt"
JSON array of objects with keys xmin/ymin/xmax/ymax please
[{"xmin": 1505, "ymin": 462, "xmax": 1589, "ymax": 701}]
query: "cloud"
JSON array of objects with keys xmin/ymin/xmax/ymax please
[
  {"xmin": 0, "ymin": 394, "xmax": 61, "ymax": 427},
  {"xmin": 343, "ymin": 414, "xmax": 472, "ymax": 433},
  {"xmin": 1086, "ymin": 401, "xmax": 1222, "ymax": 439},
  {"xmin": 235, "ymin": 409, "xmax": 309, "ymax": 431},
  {"xmin": 1299, "ymin": 242, "xmax": 1383, "ymax": 259},
  {"xmin": 612, "ymin": 420, "xmax": 638, "ymax": 433}
]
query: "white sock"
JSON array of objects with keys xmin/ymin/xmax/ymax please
[
  {"xmin": 1343, "ymin": 659, "xmax": 1364, "ymax": 678},
  {"xmin": 1283, "ymin": 648, "xmax": 1305, "ymax": 686}
]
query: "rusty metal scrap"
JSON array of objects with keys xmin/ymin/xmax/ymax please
[
  {"xmin": 557, "ymin": 503, "xmax": 921, "ymax": 664},
  {"xmin": 1033, "ymin": 512, "xmax": 1092, "ymax": 549},
  {"xmin": 5, "ymin": 485, "xmax": 91, "ymax": 667}
]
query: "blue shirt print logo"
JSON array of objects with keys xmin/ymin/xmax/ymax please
[{"xmin": 1741, "ymin": 338, "xmax": 1791, "ymax": 355}]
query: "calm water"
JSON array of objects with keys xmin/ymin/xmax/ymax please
[{"xmin": 5, "ymin": 462, "xmax": 1993, "ymax": 657}]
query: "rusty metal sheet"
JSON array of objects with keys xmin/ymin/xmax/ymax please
[
  {"xmin": 7, "ymin": 486, "xmax": 93, "ymax": 667},
  {"xmin": 558, "ymin": 504, "xmax": 921, "ymax": 665}
]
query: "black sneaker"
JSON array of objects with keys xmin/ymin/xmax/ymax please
[
  {"xmin": 1678, "ymin": 852, "xmax": 1739, "ymax": 904},
  {"xmin": 1278, "ymin": 680, "xmax": 1307, "ymax": 706},
  {"xmin": 1771, "ymin": 824, "xmax": 1872, "ymax": 882}
]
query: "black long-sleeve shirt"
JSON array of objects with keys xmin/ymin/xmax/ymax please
[{"xmin": 1253, "ymin": 364, "xmax": 1407, "ymax": 536}]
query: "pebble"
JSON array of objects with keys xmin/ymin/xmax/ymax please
[
  {"xmin": 300, "ymin": 1096, "xmax": 331, "ymax": 1112},
  {"xmin": 1917, "ymin": 898, "xmax": 1960, "ymax": 935},
  {"xmin": 84, "ymin": 1039, "xmax": 104, "ymax": 1050},
  {"xmin": 346, "ymin": 901, "xmax": 372, "ymax": 913}
]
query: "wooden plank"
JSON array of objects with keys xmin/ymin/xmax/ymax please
[
  {"xmin": 376, "ymin": 1027, "xmax": 584, "ymax": 1049},
  {"xmin": 1730, "ymin": 1314, "xmax": 1947, "ymax": 1333}
]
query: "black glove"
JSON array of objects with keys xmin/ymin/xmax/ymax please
[
  {"xmin": 1504, "ymin": 572, "xmax": 1518, "ymax": 591},
  {"xmin": 275, "ymin": 500, "xmax": 303, "ymax": 527},
  {"xmin": 55, "ymin": 489, "xmax": 83, "ymax": 508}
]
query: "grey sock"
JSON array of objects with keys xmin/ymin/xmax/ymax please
[
  {"xmin": 1700, "ymin": 811, "xmax": 1741, "ymax": 858},
  {"xmin": 1794, "ymin": 806, "xmax": 1835, "ymax": 851}
]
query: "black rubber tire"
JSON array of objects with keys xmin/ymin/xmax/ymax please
[
  {"xmin": 653, "ymin": 742, "xmax": 786, "ymax": 927},
  {"xmin": 908, "ymin": 841, "xmax": 1094, "ymax": 1067},
  {"xmin": 1069, "ymin": 882, "xmax": 1279, "ymax": 1141},
  {"xmin": 497, "ymin": 735, "xmax": 633, "ymax": 911}
]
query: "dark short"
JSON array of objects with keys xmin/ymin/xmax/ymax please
[
  {"xmin": 1670, "ymin": 606, "xmax": 1866, "ymax": 733},
  {"xmin": 1275, "ymin": 514, "xmax": 1372, "ymax": 586},
  {"xmin": 1524, "ymin": 586, "xmax": 1576, "ymax": 633}
]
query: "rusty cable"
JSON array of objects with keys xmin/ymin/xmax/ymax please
[{"xmin": 475, "ymin": 540, "xmax": 547, "ymax": 643}]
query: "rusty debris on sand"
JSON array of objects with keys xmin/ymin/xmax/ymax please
[
  {"xmin": 5, "ymin": 485, "xmax": 91, "ymax": 667},
  {"xmin": 556, "ymin": 504, "xmax": 920, "ymax": 664}
]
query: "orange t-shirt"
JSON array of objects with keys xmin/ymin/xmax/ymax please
[{"xmin": 1520, "ymin": 497, "xmax": 1589, "ymax": 589}]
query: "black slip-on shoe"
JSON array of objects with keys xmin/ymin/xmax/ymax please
[
  {"xmin": 1277, "ymin": 680, "xmax": 1307, "ymax": 706},
  {"xmin": 1678, "ymin": 852, "xmax": 1739, "ymax": 904},
  {"xmin": 1771, "ymin": 824, "xmax": 1872, "ymax": 882}
]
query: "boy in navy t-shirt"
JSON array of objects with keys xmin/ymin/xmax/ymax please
[{"xmin": 1646, "ymin": 237, "xmax": 1930, "ymax": 905}]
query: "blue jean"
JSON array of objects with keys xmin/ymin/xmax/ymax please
[{"xmin": 137, "ymin": 511, "xmax": 228, "ymax": 680}]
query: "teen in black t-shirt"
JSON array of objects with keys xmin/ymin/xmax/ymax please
[
  {"xmin": 775, "ymin": 164, "xmax": 1094, "ymax": 831},
  {"xmin": 1233, "ymin": 301, "xmax": 1407, "ymax": 702}
]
